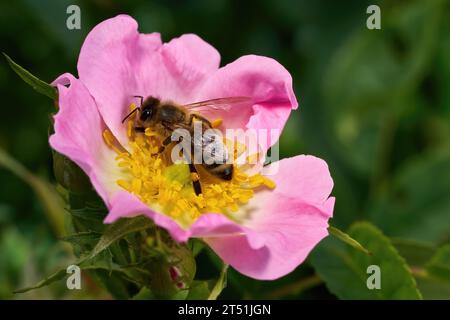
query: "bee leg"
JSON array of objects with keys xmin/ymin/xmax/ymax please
[
  {"xmin": 188, "ymin": 163, "xmax": 202, "ymax": 196},
  {"xmin": 152, "ymin": 135, "xmax": 173, "ymax": 155}
]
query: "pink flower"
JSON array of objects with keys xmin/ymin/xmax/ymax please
[{"xmin": 49, "ymin": 15, "xmax": 334, "ymax": 280}]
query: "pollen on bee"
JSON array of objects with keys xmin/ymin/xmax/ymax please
[
  {"xmin": 190, "ymin": 172, "xmax": 200, "ymax": 182},
  {"xmin": 144, "ymin": 128, "xmax": 157, "ymax": 137}
]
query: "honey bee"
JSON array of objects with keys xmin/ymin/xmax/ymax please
[{"xmin": 121, "ymin": 95, "xmax": 251, "ymax": 195}]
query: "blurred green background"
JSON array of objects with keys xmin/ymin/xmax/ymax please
[{"xmin": 1, "ymin": 0, "xmax": 449, "ymax": 299}]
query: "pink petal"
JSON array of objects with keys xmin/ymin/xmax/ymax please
[
  {"xmin": 160, "ymin": 34, "xmax": 220, "ymax": 94},
  {"xmin": 104, "ymin": 154, "xmax": 334, "ymax": 280},
  {"xmin": 77, "ymin": 14, "xmax": 220, "ymax": 149},
  {"xmin": 104, "ymin": 191, "xmax": 265, "ymax": 249},
  {"xmin": 49, "ymin": 73, "xmax": 123, "ymax": 207},
  {"xmin": 263, "ymin": 155, "xmax": 334, "ymax": 215},
  {"xmin": 206, "ymin": 193, "xmax": 330, "ymax": 280},
  {"xmin": 195, "ymin": 55, "xmax": 298, "ymax": 151},
  {"xmin": 204, "ymin": 155, "xmax": 334, "ymax": 279}
]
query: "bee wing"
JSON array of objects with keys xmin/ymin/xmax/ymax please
[{"xmin": 182, "ymin": 96, "xmax": 252, "ymax": 112}]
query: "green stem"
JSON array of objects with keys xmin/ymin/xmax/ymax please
[
  {"xmin": 0, "ymin": 147, "xmax": 65, "ymax": 238},
  {"xmin": 208, "ymin": 264, "xmax": 228, "ymax": 300}
]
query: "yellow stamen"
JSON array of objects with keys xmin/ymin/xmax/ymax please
[
  {"xmin": 103, "ymin": 104, "xmax": 276, "ymax": 228},
  {"xmin": 262, "ymin": 177, "xmax": 276, "ymax": 189},
  {"xmin": 211, "ymin": 118, "xmax": 223, "ymax": 128},
  {"xmin": 246, "ymin": 153, "xmax": 261, "ymax": 164},
  {"xmin": 102, "ymin": 130, "xmax": 124, "ymax": 154}
]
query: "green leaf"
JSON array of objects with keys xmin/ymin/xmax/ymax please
[
  {"xmin": 62, "ymin": 231, "xmax": 102, "ymax": 256},
  {"xmin": 3, "ymin": 53, "xmax": 57, "ymax": 100},
  {"xmin": 391, "ymin": 239, "xmax": 436, "ymax": 267},
  {"xmin": 88, "ymin": 269, "xmax": 133, "ymax": 300},
  {"xmin": 62, "ymin": 231, "xmax": 102, "ymax": 246},
  {"xmin": 189, "ymin": 239, "xmax": 206, "ymax": 257},
  {"xmin": 85, "ymin": 216, "xmax": 154, "ymax": 262},
  {"xmin": 14, "ymin": 250, "xmax": 133, "ymax": 294},
  {"xmin": 0, "ymin": 147, "xmax": 65, "ymax": 237},
  {"xmin": 208, "ymin": 264, "xmax": 228, "ymax": 300},
  {"xmin": 415, "ymin": 277, "xmax": 450, "ymax": 300},
  {"xmin": 407, "ymin": 242, "xmax": 450, "ymax": 300},
  {"xmin": 389, "ymin": 240, "xmax": 450, "ymax": 299},
  {"xmin": 310, "ymin": 222, "xmax": 422, "ymax": 299},
  {"xmin": 328, "ymin": 226, "xmax": 371, "ymax": 255},
  {"xmin": 15, "ymin": 217, "xmax": 154, "ymax": 294},
  {"xmin": 68, "ymin": 203, "xmax": 107, "ymax": 233},
  {"xmin": 132, "ymin": 287, "xmax": 155, "ymax": 300},
  {"xmin": 426, "ymin": 244, "xmax": 450, "ymax": 284},
  {"xmin": 186, "ymin": 280, "xmax": 215, "ymax": 300},
  {"xmin": 13, "ymin": 268, "xmax": 67, "ymax": 294},
  {"xmin": 188, "ymin": 250, "xmax": 227, "ymax": 300}
]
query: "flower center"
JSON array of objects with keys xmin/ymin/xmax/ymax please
[{"xmin": 103, "ymin": 104, "xmax": 275, "ymax": 228}]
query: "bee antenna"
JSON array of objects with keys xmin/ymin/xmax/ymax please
[
  {"xmin": 121, "ymin": 108, "xmax": 139, "ymax": 123},
  {"xmin": 133, "ymin": 95, "xmax": 144, "ymax": 107}
]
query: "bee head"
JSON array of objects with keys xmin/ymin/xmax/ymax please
[
  {"xmin": 122, "ymin": 96, "xmax": 160, "ymax": 124},
  {"xmin": 139, "ymin": 106, "xmax": 153, "ymax": 121},
  {"xmin": 139, "ymin": 97, "xmax": 159, "ymax": 122}
]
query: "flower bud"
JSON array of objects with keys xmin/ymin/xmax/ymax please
[{"xmin": 148, "ymin": 236, "xmax": 196, "ymax": 299}]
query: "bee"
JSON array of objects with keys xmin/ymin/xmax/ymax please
[{"xmin": 121, "ymin": 95, "xmax": 251, "ymax": 196}]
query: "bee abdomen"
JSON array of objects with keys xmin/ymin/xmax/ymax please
[{"xmin": 204, "ymin": 163, "xmax": 233, "ymax": 180}]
